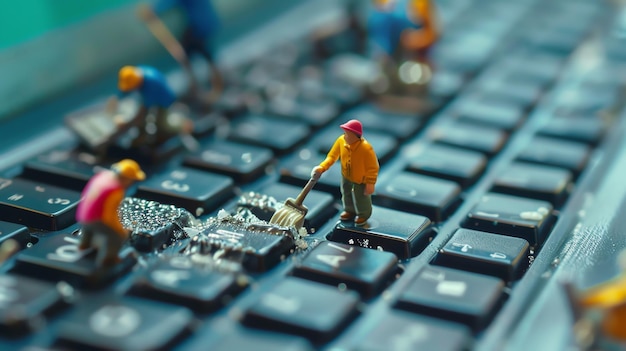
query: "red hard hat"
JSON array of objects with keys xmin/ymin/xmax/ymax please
[{"xmin": 340, "ymin": 119, "xmax": 363, "ymax": 137}]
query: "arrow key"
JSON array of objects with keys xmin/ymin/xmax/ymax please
[{"xmin": 433, "ymin": 228, "xmax": 530, "ymax": 281}]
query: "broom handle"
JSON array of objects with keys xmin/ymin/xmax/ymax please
[{"xmin": 294, "ymin": 174, "xmax": 320, "ymax": 206}]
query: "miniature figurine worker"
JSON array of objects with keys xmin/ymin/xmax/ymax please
[
  {"xmin": 313, "ymin": 120, "xmax": 379, "ymax": 226},
  {"xmin": 138, "ymin": 0, "xmax": 223, "ymax": 100},
  {"xmin": 76, "ymin": 159, "xmax": 146, "ymax": 266},
  {"xmin": 578, "ymin": 251, "xmax": 626, "ymax": 342},
  {"xmin": 368, "ymin": 0, "xmax": 421, "ymax": 61},
  {"xmin": 118, "ymin": 65, "xmax": 176, "ymax": 118},
  {"xmin": 116, "ymin": 65, "xmax": 192, "ymax": 146}
]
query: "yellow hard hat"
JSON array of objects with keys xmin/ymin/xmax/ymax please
[
  {"xmin": 118, "ymin": 66, "xmax": 143, "ymax": 92},
  {"xmin": 111, "ymin": 159, "xmax": 146, "ymax": 181}
]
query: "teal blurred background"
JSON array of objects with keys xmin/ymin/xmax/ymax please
[
  {"xmin": 0, "ymin": 0, "xmax": 298, "ymax": 120},
  {"xmin": 0, "ymin": 0, "xmax": 135, "ymax": 49}
]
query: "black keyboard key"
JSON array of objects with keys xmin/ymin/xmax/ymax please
[
  {"xmin": 434, "ymin": 228, "xmax": 530, "ymax": 281},
  {"xmin": 330, "ymin": 206, "xmax": 432, "ymax": 259},
  {"xmin": 279, "ymin": 152, "xmax": 343, "ymax": 197},
  {"xmin": 538, "ymin": 115, "xmax": 605, "ymax": 145},
  {"xmin": 128, "ymin": 256, "xmax": 247, "ymax": 313},
  {"xmin": 184, "ymin": 140, "xmax": 273, "ymax": 183},
  {"xmin": 122, "ymin": 198, "xmax": 195, "ymax": 252},
  {"xmin": 453, "ymin": 98, "xmax": 524, "ymax": 131},
  {"xmin": 242, "ymin": 277, "xmax": 360, "ymax": 344},
  {"xmin": 228, "ymin": 115, "xmax": 310, "ymax": 154},
  {"xmin": 0, "ymin": 274, "xmax": 69, "ymax": 335},
  {"xmin": 268, "ymin": 95, "xmax": 339, "ymax": 128},
  {"xmin": 56, "ymin": 296, "xmax": 193, "ymax": 351},
  {"xmin": 183, "ymin": 329, "xmax": 315, "ymax": 351},
  {"xmin": 12, "ymin": 235, "xmax": 136, "ymax": 288},
  {"xmin": 462, "ymin": 192, "xmax": 554, "ymax": 246},
  {"xmin": 405, "ymin": 143, "xmax": 487, "ymax": 188},
  {"xmin": 354, "ymin": 310, "xmax": 472, "ymax": 351},
  {"xmin": 517, "ymin": 136, "xmax": 591, "ymax": 176},
  {"xmin": 0, "ymin": 221, "xmax": 30, "ymax": 248},
  {"xmin": 21, "ymin": 148, "xmax": 99, "ymax": 191},
  {"xmin": 292, "ymin": 241, "xmax": 398, "ymax": 298},
  {"xmin": 375, "ymin": 172, "xmax": 461, "ymax": 222},
  {"xmin": 342, "ymin": 104, "xmax": 425, "ymax": 140},
  {"xmin": 429, "ymin": 122, "xmax": 508, "ymax": 156},
  {"xmin": 0, "ymin": 178, "xmax": 80, "ymax": 230},
  {"xmin": 257, "ymin": 183, "xmax": 336, "ymax": 232},
  {"xmin": 135, "ymin": 168, "xmax": 234, "ymax": 216},
  {"xmin": 395, "ymin": 266, "xmax": 504, "ymax": 332},
  {"xmin": 194, "ymin": 222, "xmax": 296, "ymax": 272},
  {"xmin": 492, "ymin": 162, "xmax": 572, "ymax": 206},
  {"xmin": 475, "ymin": 78, "xmax": 543, "ymax": 109}
]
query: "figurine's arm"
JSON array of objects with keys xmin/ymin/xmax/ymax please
[
  {"xmin": 101, "ymin": 189, "xmax": 129, "ymax": 237},
  {"xmin": 316, "ymin": 136, "xmax": 343, "ymax": 173},
  {"xmin": 401, "ymin": 0, "xmax": 439, "ymax": 51},
  {"xmin": 363, "ymin": 144, "xmax": 379, "ymax": 195}
]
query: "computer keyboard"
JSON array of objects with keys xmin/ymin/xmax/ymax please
[{"xmin": 1, "ymin": 0, "xmax": 626, "ymax": 350}]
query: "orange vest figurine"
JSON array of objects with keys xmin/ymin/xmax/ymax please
[{"xmin": 76, "ymin": 159, "xmax": 146, "ymax": 267}]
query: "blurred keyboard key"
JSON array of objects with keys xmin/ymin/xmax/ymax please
[
  {"xmin": 0, "ymin": 178, "xmax": 80, "ymax": 231},
  {"xmin": 21, "ymin": 149, "xmax": 99, "ymax": 191},
  {"xmin": 56, "ymin": 296, "xmax": 193, "ymax": 351},
  {"xmin": 342, "ymin": 104, "xmax": 425, "ymax": 140},
  {"xmin": 183, "ymin": 330, "xmax": 315, "ymax": 351},
  {"xmin": 292, "ymin": 241, "xmax": 398, "ymax": 298},
  {"xmin": 405, "ymin": 143, "xmax": 487, "ymax": 188},
  {"xmin": 279, "ymin": 152, "xmax": 343, "ymax": 197},
  {"xmin": 268, "ymin": 95, "xmax": 339, "ymax": 128},
  {"xmin": 0, "ymin": 221, "xmax": 30, "ymax": 248},
  {"xmin": 375, "ymin": 172, "xmax": 461, "ymax": 222},
  {"xmin": 128, "ymin": 256, "xmax": 247, "ymax": 313},
  {"xmin": 434, "ymin": 228, "xmax": 530, "ymax": 281},
  {"xmin": 429, "ymin": 122, "xmax": 508, "ymax": 156},
  {"xmin": 355, "ymin": 310, "xmax": 472, "ymax": 351},
  {"xmin": 184, "ymin": 140, "xmax": 273, "ymax": 183},
  {"xmin": 538, "ymin": 115, "xmax": 605, "ymax": 145},
  {"xmin": 517, "ymin": 136, "xmax": 590, "ymax": 176},
  {"xmin": 228, "ymin": 115, "xmax": 310, "ymax": 154},
  {"xmin": 462, "ymin": 192, "xmax": 554, "ymax": 246},
  {"xmin": 12, "ymin": 235, "xmax": 136, "ymax": 288},
  {"xmin": 0, "ymin": 274, "xmax": 68, "ymax": 335},
  {"xmin": 330, "ymin": 206, "xmax": 432, "ymax": 259},
  {"xmin": 453, "ymin": 98, "xmax": 524, "ymax": 131},
  {"xmin": 242, "ymin": 277, "xmax": 360, "ymax": 344},
  {"xmin": 395, "ymin": 266, "xmax": 504, "ymax": 332},
  {"xmin": 492, "ymin": 162, "xmax": 572, "ymax": 205},
  {"xmin": 135, "ymin": 168, "xmax": 234, "ymax": 215}
]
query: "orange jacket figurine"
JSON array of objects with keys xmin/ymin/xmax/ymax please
[
  {"xmin": 313, "ymin": 120, "xmax": 379, "ymax": 226},
  {"xmin": 76, "ymin": 159, "xmax": 146, "ymax": 266}
]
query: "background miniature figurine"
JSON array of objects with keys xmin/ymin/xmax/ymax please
[
  {"xmin": 565, "ymin": 249, "xmax": 626, "ymax": 350},
  {"xmin": 110, "ymin": 65, "xmax": 194, "ymax": 149},
  {"xmin": 137, "ymin": 0, "xmax": 223, "ymax": 103},
  {"xmin": 367, "ymin": 0, "xmax": 439, "ymax": 94},
  {"xmin": 312, "ymin": 119, "xmax": 379, "ymax": 226},
  {"xmin": 76, "ymin": 159, "xmax": 146, "ymax": 266}
]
